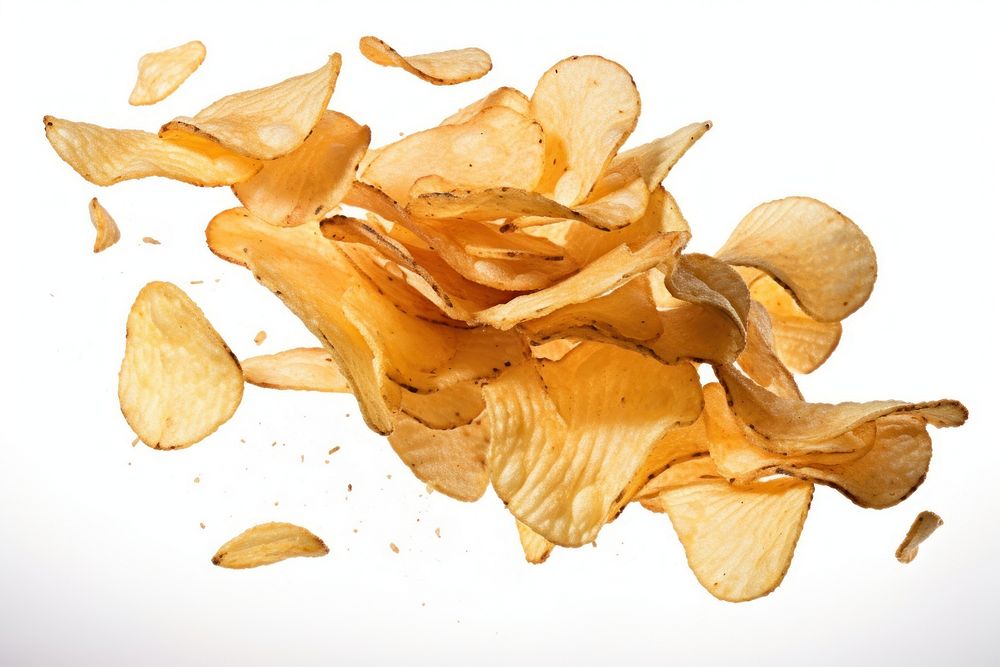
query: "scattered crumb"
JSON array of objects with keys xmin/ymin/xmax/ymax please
[
  {"xmin": 592, "ymin": 541, "xmax": 597, "ymax": 548},
  {"xmin": 142, "ymin": 236, "xmax": 160, "ymax": 245},
  {"xmin": 425, "ymin": 485, "xmax": 435, "ymax": 495},
  {"xmin": 271, "ymin": 441, "xmax": 277, "ymax": 447},
  {"xmin": 189, "ymin": 280, "xmax": 203, "ymax": 285},
  {"xmin": 389, "ymin": 542, "xmax": 399, "ymax": 554},
  {"xmin": 328, "ymin": 446, "xmax": 340, "ymax": 455},
  {"xmin": 353, "ymin": 528, "xmax": 358, "ymax": 533},
  {"xmin": 324, "ymin": 459, "xmax": 330, "ymax": 464},
  {"xmin": 274, "ymin": 501, "xmax": 279, "ymax": 506},
  {"xmin": 193, "ymin": 476, "xmax": 200, "ymax": 484},
  {"xmin": 348, "ymin": 483, "xmax": 353, "ymax": 492},
  {"xmin": 214, "ymin": 278, "xmax": 220, "ymax": 283},
  {"xmin": 131, "ymin": 437, "xmax": 139, "ymax": 447},
  {"xmin": 435, "ymin": 527, "xmax": 441, "ymax": 538},
  {"xmin": 253, "ymin": 330, "xmax": 267, "ymax": 345},
  {"xmin": 199, "ymin": 522, "xmax": 206, "ymax": 529},
  {"xmin": 386, "ymin": 474, "xmax": 392, "ymax": 480},
  {"xmin": 300, "ymin": 454, "xmax": 305, "ymax": 463},
  {"xmin": 240, "ymin": 438, "xmax": 246, "ymax": 444}
]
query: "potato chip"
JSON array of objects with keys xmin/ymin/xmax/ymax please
[
  {"xmin": 484, "ymin": 342, "xmax": 701, "ymax": 546},
  {"xmin": 636, "ymin": 457, "xmax": 721, "ymax": 508},
  {"xmin": 88, "ymin": 197, "xmax": 120, "ymax": 253},
  {"xmin": 233, "ymin": 111, "xmax": 370, "ymax": 226},
  {"xmin": 387, "ymin": 415, "xmax": 489, "ymax": 501},
  {"xmin": 361, "ymin": 106, "xmax": 544, "ymax": 204},
  {"xmin": 118, "ymin": 282, "xmax": 243, "ymax": 449},
  {"xmin": 397, "ymin": 379, "xmax": 485, "ymax": 430},
  {"xmin": 650, "ymin": 477, "xmax": 813, "ymax": 602},
  {"xmin": 439, "ymin": 87, "xmax": 530, "ymax": 126},
  {"xmin": 128, "ymin": 40, "xmax": 206, "ymax": 106},
  {"xmin": 896, "ymin": 511, "xmax": 943, "ymax": 563},
  {"xmin": 604, "ymin": 121, "xmax": 713, "ymax": 191},
  {"xmin": 44, "ymin": 116, "xmax": 260, "ymax": 186},
  {"xmin": 211, "ymin": 522, "xmax": 328, "ymax": 569},
  {"xmin": 516, "ymin": 521, "xmax": 554, "ymax": 564},
  {"xmin": 242, "ymin": 347, "xmax": 351, "ymax": 392},
  {"xmin": 737, "ymin": 301, "xmax": 802, "ymax": 400},
  {"xmin": 359, "ymin": 36, "xmax": 491, "ymax": 85},
  {"xmin": 716, "ymin": 197, "xmax": 877, "ymax": 322},
  {"xmin": 160, "ymin": 54, "xmax": 341, "ymax": 159},
  {"xmin": 531, "ymin": 56, "xmax": 641, "ymax": 205}
]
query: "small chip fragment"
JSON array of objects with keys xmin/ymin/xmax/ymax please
[
  {"xmin": 242, "ymin": 348, "xmax": 351, "ymax": 393},
  {"xmin": 88, "ymin": 197, "xmax": 120, "ymax": 253},
  {"xmin": 211, "ymin": 522, "xmax": 329, "ymax": 569},
  {"xmin": 129, "ymin": 40, "xmax": 206, "ymax": 106},
  {"xmin": 253, "ymin": 330, "xmax": 267, "ymax": 346},
  {"xmin": 359, "ymin": 36, "xmax": 491, "ymax": 85},
  {"xmin": 896, "ymin": 511, "xmax": 943, "ymax": 563}
]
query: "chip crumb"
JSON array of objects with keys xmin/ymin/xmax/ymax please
[
  {"xmin": 425, "ymin": 484, "xmax": 435, "ymax": 495},
  {"xmin": 193, "ymin": 476, "xmax": 200, "ymax": 484},
  {"xmin": 324, "ymin": 459, "xmax": 330, "ymax": 464},
  {"xmin": 435, "ymin": 527, "xmax": 441, "ymax": 538},
  {"xmin": 328, "ymin": 446, "xmax": 340, "ymax": 455},
  {"xmin": 274, "ymin": 501, "xmax": 279, "ymax": 506},
  {"xmin": 142, "ymin": 236, "xmax": 161, "ymax": 245},
  {"xmin": 271, "ymin": 441, "xmax": 277, "ymax": 447},
  {"xmin": 348, "ymin": 483, "xmax": 353, "ymax": 492},
  {"xmin": 253, "ymin": 330, "xmax": 267, "ymax": 345},
  {"xmin": 300, "ymin": 454, "xmax": 305, "ymax": 463},
  {"xmin": 189, "ymin": 280, "xmax": 203, "ymax": 285},
  {"xmin": 200, "ymin": 522, "xmax": 206, "ymax": 529},
  {"xmin": 387, "ymin": 474, "xmax": 392, "ymax": 480},
  {"xmin": 131, "ymin": 436, "xmax": 139, "ymax": 447},
  {"xmin": 389, "ymin": 542, "xmax": 399, "ymax": 554}
]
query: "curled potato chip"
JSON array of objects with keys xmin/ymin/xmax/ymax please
[
  {"xmin": 716, "ymin": 197, "xmax": 877, "ymax": 322},
  {"xmin": 737, "ymin": 301, "xmax": 802, "ymax": 400},
  {"xmin": 896, "ymin": 511, "xmax": 943, "ymax": 563},
  {"xmin": 517, "ymin": 521, "xmax": 554, "ymax": 564},
  {"xmin": 89, "ymin": 197, "xmax": 120, "ymax": 252},
  {"xmin": 362, "ymin": 106, "xmax": 544, "ymax": 204},
  {"xmin": 604, "ymin": 121, "xmax": 712, "ymax": 191},
  {"xmin": 212, "ymin": 522, "xmax": 328, "ymax": 569},
  {"xmin": 359, "ymin": 36, "xmax": 491, "ymax": 85},
  {"xmin": 439, "ymin": 87, "xmax": 529, "ymax": 126},
  {"xmin": 242, "ymin": 347, "xmax": 350, "ymax": 392},
  {"xmin": 387, "ymin": 414, "xmax": 490, "ymax": 501},
  {"xmin": 531, "ymin": 55, "xmax": 641, "ymax": 205},
  {"xmin": 485, "ymin": 342, "xmax": 702, "ymax": 546},
  {"xmin": 119, "ymin": 282, "xmax": 244, "ymax": 449},
  {"xmin": 44, "ymin": 116, "xmax": 260, "ymax": 186},
  {"xmin": 160, "ymin": 54, "xmax": 341, "ymax": 159},
  {"xmin": 651, "ymin": 477, "xmax": 813, "ymax": 602},
  {"xmin": 128, "ymin": 40, "xmax": 206, "ymax": 106},
  {"xmin": 233, "ymin": 111, "xmax": 370, "ymax": 226}
]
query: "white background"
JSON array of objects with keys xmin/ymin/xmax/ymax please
[{"xmin": 1, "ymin": 0, "xmax": 997, "ymax": 664}]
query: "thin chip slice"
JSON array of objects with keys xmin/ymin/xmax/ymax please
[
  {"xmin": 531, "ymin": 56, "xmax": 641, "ymax": 205},
  {"xmin": 652, "ymin": 477, "xmax": 813, "ymax": 602},
  {"xmin": 118, "ymin": 282, "xmax": 243, "ymax": 449},
  {"xmin": 516, "ymin": 521, "xmax": 554, "ymax": 564},
  {"xmin": 387, "ymin": 414, "xmax": 489, "ymax": 501},
  {"xmin": 439, "ymin": 87, "xmax": 529, "ymax": 126},
  {"xmin": 485, "ymin": 342, "xmax": 702, "ymax": 546},
  {"xmin": 603, "ymin": 121, "xmax": 712, "ymax": 191},
  {"xmin": 89, "ymin": 197, "xmax": 120, "ymax": 252},
  {"xmin": 359, "ymin": 36, "xmax": 491, "ymax": 85},
  {"xmin": 242, "ymin": 347, "xmax": 350, "ymax": 392},
  {"xmin": 160, "ymin": 54, "xmax": 341, "ymax": 159},
  {"xmin": 716, "ymin": 197, "xmax": 877, "ymax": 322},
  {"xmin": 211, "ymin": 522, "xmax": 328, "ymax": 569},
  {"xmin": 128, "ymin": 40, "xmax": 206, "ymax": 106},
  {"xmin": 44, "ymin": 116, "xmax": 260, "ymax": 186},
  {"xmin": 233, "ymin": 111, "xmax": 370, "ymax": 226},
  {"xmin": 896, "ymin": 511, "xmax": 943, "ymax": 563}
]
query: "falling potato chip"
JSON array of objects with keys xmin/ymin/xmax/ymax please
[
  {"xmin": 118, "ymin": 282, "xmax": 244, "ymax": 449},
  {"xmin": 160, "ymin": 54, "xmax": 341, "ymax": 160},
  {"xmin": 233, "ymin": 111, "xmax": 370, "ymax": 226},
  {"xmin": 896, "ymin": 511, "xmax": 943, "ymax": 563},
  {"xmin": 716, "ymin": 197, "xmax": 877, "ymax": 322},
  {"xmin": 89, "ymin": 197, "xmax": 120, "ymax": 253},
  {"xmin": 531, "ymin": 55, "xmax": 641, "ymax": 205},
  {"xmin": 387, "ymin": 414, "xmax": 490, "ymax": 501},
  {"xmin": 242, "ymin": 347, "xmax": 351, "ymax": 392},
  {"xmin": 517, "ymin": 521, "xmax": 554, "ymax": 564},
  {"xmin": 359, "ymin": 36, "xmax": 492, "ymax": 85},
  {"xmin": 44, "ymin": 116, "xmax": 260, "ymax": 186},
  {"xmin": 439, "ymin": 87, "xmax": 530, "ymax": 126},
  {"xmin": 485, "ymin": 342, "xmax": 702, "ymax": 546},
  {"xmin": 651, "ymin": 477, "xmax": 813, "ymax": 602},
  {"xmin": 605, "ymin": 121, "xmax": 713, "ymax": 191},
  {"xmin": 211, "ymin": 522, "xmax": 328, "ymax": 569},
  {"xmin": 128, "ymin": 40, "xmax": 206, "ymax": 106}
]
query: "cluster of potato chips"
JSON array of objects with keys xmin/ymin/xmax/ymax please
[{"xmin": 45, "ymin": 40, "xmax": 967, "ymax": 599}]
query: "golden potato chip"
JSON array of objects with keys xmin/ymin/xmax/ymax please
[
  {"xmin": 716, "ymin": 197, "xmax": 877, "ymax": 322},
  {"xmin": 397, "ymin": 379, "xmax": 485, "ymax": 430},
  {"xmin": 636, "ymin": 456, "xmax": 721, "ymax": 508},
  {"xmin": 439, "ymin": 87, "xmax": 530, "ymax": 126},
  {"xmin": 361, "ymin": 106, "xmax": 544, "ymax": 204},
  {"xmin": 233, "ymin": 111, "xmax": 370, "ymax": 226},
  {"xmin": 242, "ymin": 347, "xmax": 350, "ymax": 392},
  {"xmin": 746, "ymin": 270, "xmax": 842, "ymax": 374},
  {"xmin": 359, "ymin": 36, "xmax": 491, "ymax": 85},
  {"xmin": 737, "ymin": 301, "xmax": 802, "ymax": 400},
  {"xmin": 211, "ymin": 522, "xmax": 328, "ymax": 569},
  {"xmin": 517, "ymin": 521, "xmax": 554, "ymax": 564},
  {"xmin": 118, "ymin": 281, "xmax": 243, "ymax": 449},
  {"xmin": 604, "ymin": 121, "xmax": 713, "ymax": 191},
  {"xmin": 387, "ymin": 415, "xmax": 489, "ymax": 501},
  {"xmin": 89, "ymin": 197, "xmax": 120, "ymax": 253},
  {"xmin": 896, "ymin": 511, "xmax": 943, "ymax": 563},
  {"xmin": 650, "ymin": 477, "xmax": 813, "ymax": 602},
  {"xmin": 160, "ymin": 54, "xmax": 341, "ymax": 159},
  {"xmin": 531, "ymin": 56, "xmax": 640, "ymax": 205},
  {"xmin": 44, "ymin": 116, "xmax": 260, "ymax": 186},
  {"xmin": 128, "ymin": 40, "xmax": 206, "ymax": 106},
  {"xmin": 484, "ymin": 342, "xmax": 702, "ymax": 546}
]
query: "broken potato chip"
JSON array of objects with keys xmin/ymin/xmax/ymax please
[
  {"xmin": 129, "ymin": 40, "xmax": 206, "ymax": 106},
  {"xmin": 896, "ymin": 511, "xmax": 943, "ymax": 564},
  {"xmin": 359, "ymin": 36, "xmax": 491, "ymax": 85},
  {"xmin": 89, "ymin": 197, "xmax": 121, "ymax": 252},
  {"xmin": 212, "ymin": 522, "xmax": 329, "ymax": 569}
]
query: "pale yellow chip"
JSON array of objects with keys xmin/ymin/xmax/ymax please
[
  {"xmin": 242, "ymin": 347, "xmax": 350, "ymax": 392},
  {"xmin": 716, "ymin": 197, "xmax": 877, "ymax": 322},
  {"xmin": 361, "ymin": 106, "xmax": 544, "ymax": 204},
  {"xmin": 439, "ymin": 87, "xmax": 530, "ymax": 126},
  {"xmin": 516, "ymin": 520, "xmax": 554, "ymax": 564},
  {"xmin": 211, "ymin": 522, "xmax": 328, "ymax": 569},
  {"xmin": 89, "ymin": 197, "xmax": 120, "ymax": 253},
  {"xmin": 604, "ymin": 121, "xmax": 713, "ymax": 191},
  {"xmin": 118, "ymin": 281, "xmax": 244, "ymax": 449},
  {"xmin": 44, "ymin": 116, "xmax": 260, "ymax": 186},
  {"xmin": 160, "ymin": 54, "xmax": 341, "ymax": 159},
  {"xmin": 896, "ymin": 511, "xmax": 943, "ymax": 564},
  {"xmin": 397, "ymin": 378, "xmax": 486, "ymax": 430},
  {"xmin": 650, "ymin": 477, "xmax": 813, "ymax": 602},
  {"xmin": 484, "ymin": 342, "xmax": 702, "ymax": 546},
  {"xmin": 737, "ymin": 301, "xmax": 802, "ymax": 400},
  {"xmin": 638, "ymin": 457, "xmax": 723, "ymax": 510},
  {"xmin": 128, "ymin": 40, "xmax": 206, "ymax": 106},
  {"xmin": 233, "ymin": 111, "xmax": 370, "ymax": 226},
  {"xmin": 359, "ymin": 36, "xmax": 491, "ymax": 85},
  {"xmin": 387, "ymin": 414, "xmax": 490, "ymax": 501},
  {"xmin": 531, "ymin": 56, "xmax": 641, "ymax": 205}
]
